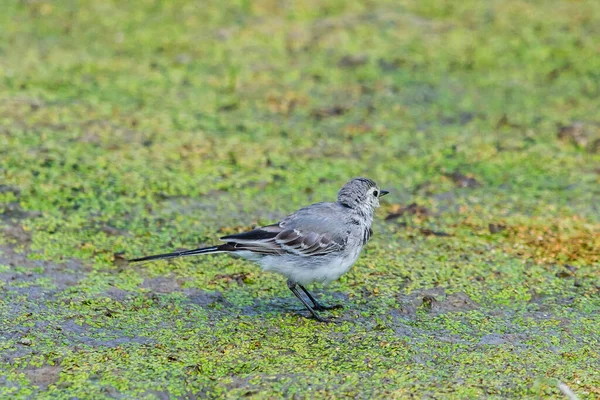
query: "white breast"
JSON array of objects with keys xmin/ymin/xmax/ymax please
[{"xmin": 255, "ymin": 246, "xmax": 363, "ymax": 285}]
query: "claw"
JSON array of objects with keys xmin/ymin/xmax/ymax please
[
  {"xmin": 287, "ymin": 280, "xmax": 345, "ymax": 322},
  {"xmin": 313, "ymin": 303, "xmax": 344, "ymax": 311}
]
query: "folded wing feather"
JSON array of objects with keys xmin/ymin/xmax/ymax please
[{"xmin": 220, "ymin": 221, "xmax": 345, "ymax": 257}]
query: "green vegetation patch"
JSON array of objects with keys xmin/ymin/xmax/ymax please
[{"xmin": 1, "ymin": 0, "xmax": 599, "ymax": 398}]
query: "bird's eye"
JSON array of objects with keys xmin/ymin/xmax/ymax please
[{"xmin": 373, "ymin": 190, "xmax": 379, "ymax": 197}]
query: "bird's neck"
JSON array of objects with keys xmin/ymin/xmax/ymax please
[
  {"xmin": 338, "ymin": 200, "xmax": 375, "ymax": 225},
  {"xmin": 351, "ymin": 205, "xmax": 374, "ymax": 226},
  {"xmin": 349, "ymin": 207, "xmax": 374, "ymax": 245}
]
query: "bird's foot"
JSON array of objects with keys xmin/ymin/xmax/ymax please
[
  {"xmin": 307, "ymin": 313, "xmax": 338, "ymax": 324},
  {"xmin": 312, "ymin": 303, "xmax": 344, "ymax": 311}
]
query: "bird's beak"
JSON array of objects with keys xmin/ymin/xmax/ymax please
[{"xmin": 379, "ymin": 190, "xmax": 390, "ymax": 197}]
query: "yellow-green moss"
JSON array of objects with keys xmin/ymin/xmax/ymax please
[{"xmin": 1, "ymin": 0, "xmax": 599, "ymax": 398}]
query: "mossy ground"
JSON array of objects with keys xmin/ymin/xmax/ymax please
[{"xmin": 1, "ymin": 0, "xmax": 599, "ymax": 398}]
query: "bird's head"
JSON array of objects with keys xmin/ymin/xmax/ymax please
[{"xmin": 337, "ymin": 177, "xmax": 389, "ymax": 214}]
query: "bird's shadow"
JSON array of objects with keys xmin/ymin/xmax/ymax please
[{"xmin": 187, "ymin": 288, "xmax": 350, "ymax": 321}]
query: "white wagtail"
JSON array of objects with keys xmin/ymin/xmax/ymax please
[{"xmin": 130, "ymin": 178, "xmax": 388, "ymax": 322}]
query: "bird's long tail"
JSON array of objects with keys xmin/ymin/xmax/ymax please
[{"xmin": 129, "ymin": 245, "xmax": 225, "ymax": 263}]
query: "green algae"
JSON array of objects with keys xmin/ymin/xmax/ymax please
[{"xmin": 1, "ymin": 0, "xmax": 599, "ymax": 398}]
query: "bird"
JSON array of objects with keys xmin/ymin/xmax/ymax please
[{"xmin": 130, "ymin": 177, "xmax": 389, "ymax": 322}]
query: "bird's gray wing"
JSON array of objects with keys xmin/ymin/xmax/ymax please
[
  {"xmin": 219, "ymin": 224, "xmax": 283, "ymax": 255},
  {"xmin": 219, "ymin": 203, "xmax": 348, "ymax": 257},
  {"xmin": 274, "ymin": 227, "xmax": 344, "ymax": 256}
]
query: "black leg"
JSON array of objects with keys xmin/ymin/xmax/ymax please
[
  {"xmin": 298, "ymin": 284, "xmax": 343, "ymax": 311},
  {"xmin": 286, "ymin": 280, "xmax": 329, "ymax": 323}
]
